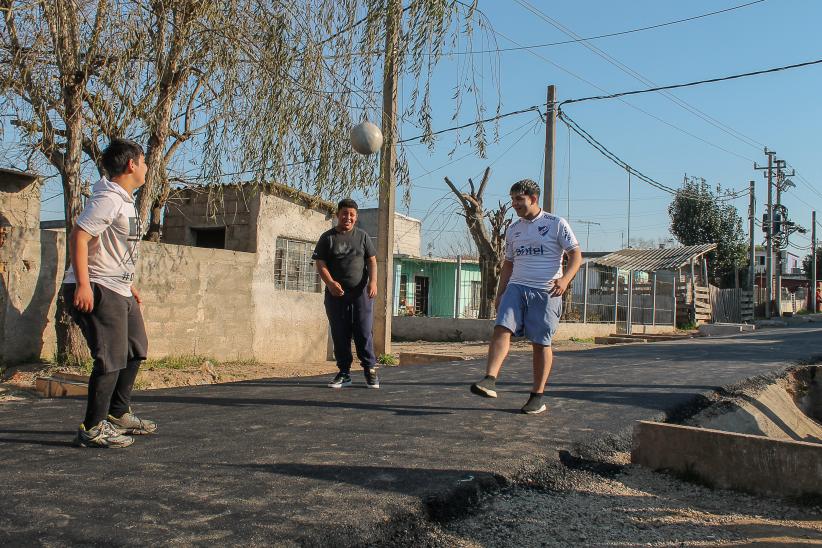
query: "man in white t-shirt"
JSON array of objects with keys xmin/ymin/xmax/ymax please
[
  {"xmin": 470, "ymin": 179, "xmax": 583, "ymax": 414},
  {"xmin": 63, "ymin": 138, "xmax": 156, "ymax": 448}
]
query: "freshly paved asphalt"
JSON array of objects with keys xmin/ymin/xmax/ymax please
[{"xmin": 1, "ymin": 326, "xmax": 820, "ymax": 546}]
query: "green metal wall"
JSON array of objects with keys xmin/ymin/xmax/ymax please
[{"xmin": 394, "ymin": 258, "xmax": 481, "ymax": 317}]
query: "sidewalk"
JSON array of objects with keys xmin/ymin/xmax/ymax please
[{"xmin": 1, "ymin": 325, "xmax": 819, "ymax": 546}]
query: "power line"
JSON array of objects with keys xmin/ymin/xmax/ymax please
[
  {"xmin": 513, "ymin": 0, "xmax": 765, "ymax": 152},
  {"xmin": 558, "ymin": 110, "xmax": 749, "ymax": 202},
  {"xmin": 559, "ymin": 57, "xmax": 822, "ymax": 108},
  {"xmin": 337, "ymin": 0, "xmax": 767, "ymax": 57}
]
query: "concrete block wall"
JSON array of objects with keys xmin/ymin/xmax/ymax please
[
  {"xmin": 163, "ymin": 186, "xmax": 259, "ymax": 252},
  {"xmin": 356, "ymin": 209, "xmax": 422, "ymax": 257},
  {"xmin": 0, "ymin": 227, "xmax": 64, "ymax": 362},
  {"xmin": 0, "ymin": 172, "xmax": 41, "ymax": 229},
  {"xmin": 137, "ymin": 243, "xmax": 257, "ymax": 360},
  {"xmin": 253, "ymin": 192, "xmax": 334, "ymax": 362}
]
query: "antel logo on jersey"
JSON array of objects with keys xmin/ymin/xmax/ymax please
[{"xmin": 515, "ymin": 245, "xmax": 545, "ymax": 256}]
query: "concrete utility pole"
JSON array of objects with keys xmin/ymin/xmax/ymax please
[
  {"xmin": 754, "ymin": 149, "xmax": 776, "ymax": 318},
  {"xmin": 748, "ymin": 180, "xmax": 756, "ymax": 290},
  {"xmin": 574, "ymin": 219, "xmax": 601, "ymax": 250},
  {"xmin": 543, "ymin": 85, "xmax": 556, "ymax": 213},
  {"xmin": 626, "ymin": 168, "xmax": 632, "ymax": 248},
  {"xmin": 373, "ymin": 0, "xmax": 401, "ymax": 357},
  {"xmin": 813, "ymin": 210, "xmax": 818, "ymax": 313}
]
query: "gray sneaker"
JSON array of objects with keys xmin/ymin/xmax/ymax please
[
  {"xmin": 521, "ymin": 394, "xmax": 547, "ymax": 415},
  {"xmin": 108, "ymin": 410, "xmax": 157, "ymax": 435},
  {"xmin": 74, "ymin": 420, "xmax": 134, "ymax": 448},
  {"xmin": 470, "ymin": 376, "xmax": 498, "ymax": 398}
]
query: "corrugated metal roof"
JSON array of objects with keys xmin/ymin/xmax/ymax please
[{"xmin": 591, "ymin": 243, "xmax": 717, "ymax": 271}]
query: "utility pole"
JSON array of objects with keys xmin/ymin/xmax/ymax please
[
  {"xmin": 813, "ymin": 210, "xmax": 818, "ymax": 313},
  {"xmin": 574, "ymin": 219, "xmax": 601, "ymax": 250},
  {"xmin": 754, "ymin": 149, "xmax": 776, "ymax": 318},
  {"xmin": 373, "ymin": 0, "xmax": 401, "ymax": 357},
  {"xmin": 627, "ymin": 168, "xmax": 632, "ymax": 248},
  {"xmin": 543, "ymin": 84, "xmax": 556, "ymax": 213},
  {"xmin": 748, "ymin": 180, "xmax": 756, "ymax": 291},
  {"xmin": 771, "ymin": 158, "xmax": 794, "ymax": 316}
]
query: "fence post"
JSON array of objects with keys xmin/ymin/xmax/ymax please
[
  {"xmin": 454, "ymin": 255, "xmax": 462, "ymax": 319},
  {"xmin": 625, "ymin": 270, "xmax": 634, "ymax": 335},
  {"xmin": 614, "ymin": 267, "xmax": 620, "ymax": 331},
  {"xmin": 672, "ymin": 275, "xmax": 677, "ymax": 327},
  {"xmin": 651, "ymin": 271, "xmax": 657, "ymax": 326},
  {"xmin": 582, "ymin": 262, "xmax": 589, "ymax": 323}
]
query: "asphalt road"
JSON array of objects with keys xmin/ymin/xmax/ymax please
[{"xmin": 1, "ymin": 326, "xmax": 820, "ymax": 546}]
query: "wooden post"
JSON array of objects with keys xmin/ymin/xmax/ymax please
[
  {"xmin": 373, "ymin": 0, "xmax": 401, "ymax": 357},
  {"xmin": 582, "ymin": 262, "xmax": 589, "ymax": 323},
  {"xmin": 543, "ymin": 85, "xmax": 556, "ymax": 213},
  {"xmin": 651, "ymin": 271, "xmax": 657, "ymax": 326}
]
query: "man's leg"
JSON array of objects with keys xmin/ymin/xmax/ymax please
[
  {"xmin": 531, "ymin": 343, "xmax": 553, "ymax": 393},
  {"xmin": 65, "ymin": 284, "xmax": 134, "ymax": 447},
  {"xmin": 351, "ymin": 287, "xmax": 379, "ymax": 388},
  {"xmin": 486, "ymin": 325, "xmax": 512, "ymax": 378},
  {"xmin": 324, "ymin": 292, "xmax": 354, "ymax": 373},
  {"xmin": 520, "ymin": 290, "xmax": 561, "ymax": 414},
  {"xmin": 107, "ymin": 296, "xmax": 156, "ymax": 434},
  {"xmin": 351, "ymin": 287, "xmax": 376, "ymax": 369}
]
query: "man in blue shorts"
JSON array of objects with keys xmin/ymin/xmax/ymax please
[{"xmin": 470, "ymin": 179, "xmax": 582, "ymax": 414}]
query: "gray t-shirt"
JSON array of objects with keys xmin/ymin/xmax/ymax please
[
  {"xmin": 312, "ymin": 226, "xmax": 376, "ymax": 290},
  {"xmin": 64, "ymin": 177, "xmax": 141, "ymax": 297}
]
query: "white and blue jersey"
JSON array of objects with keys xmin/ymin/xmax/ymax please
[{"xmin": 504, "ymin": 210, "xmax": 579, "ymax": 290}]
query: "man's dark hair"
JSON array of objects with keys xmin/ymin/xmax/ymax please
[
  {"xmin": 337, "ymin": 198, "xmax": 359, "ymax": 211},
  {"xmin": 101, "ymin": 138, "xmax": 144, "ymax": 178},
  {"xmin": 510, "ymin": 179, "xmax": 541, "ymax": 197}
]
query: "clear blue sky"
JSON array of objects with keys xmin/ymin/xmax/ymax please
[
  {"xmin": 352, "ymin": 0, "xmax": 822, "ymax": 258},
  {"xmin": 25, "ymin": 0, "xmax": 822, "ymax": 259}
]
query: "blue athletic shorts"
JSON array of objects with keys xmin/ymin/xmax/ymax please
[{"xmin": 495, "ymin": 283, "xmax": 562, "ymax": 346}]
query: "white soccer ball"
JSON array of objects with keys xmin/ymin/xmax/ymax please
[{"xmin": 350, "ymin": 121, "xmax": 383, "ymax": 155}]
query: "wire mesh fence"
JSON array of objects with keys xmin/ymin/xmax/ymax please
[{"xmin": 396, "ymin": 258, "xmax": 677, "ymax": 327}]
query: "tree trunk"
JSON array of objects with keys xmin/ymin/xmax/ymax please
[
  {"xmin": 55, "ymin": 77, "xmax": 91, "ymax": 366},
  {"xmin": 479, "ymin": 255, "xmax": 497, "ymax": 319}
]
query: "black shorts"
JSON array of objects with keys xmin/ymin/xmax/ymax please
[{"xmin": 63, "ymin": 283, "xmax": 148, "ymax": 373}]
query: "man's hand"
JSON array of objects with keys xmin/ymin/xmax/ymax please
[
  {"xmin": 367, "ymin": 280, "xmax": 377, "ymax": 299},
  {"xmin": 494, "ymin": 293, "xmax": 502, "ymax": 312},
  {"xmin": 73, "ymin": 284, "xmax": 94, "ymax": 313},
  {"xmin": 328, "ymin": 281, "xmax": 345, "ymax": 297},
  {"xmin": 131, "ymin": 286, "xmax": 142, "ymax": 305},
  {"xmin": 550, "ymin": 277, "xmax": 570, "ymax": 297}
]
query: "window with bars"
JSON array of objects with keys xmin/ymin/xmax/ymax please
[{"xmin": 274, "ymin": 238, "xmax": 321, "ymax": 293}]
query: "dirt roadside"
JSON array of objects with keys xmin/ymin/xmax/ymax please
[{"xmin": 0, "ymin": 338, "xmax": 599, "ymax": 402}]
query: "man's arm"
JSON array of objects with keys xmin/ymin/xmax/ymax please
[
  {"xmin": 494, "ymin": 259, "xmax": 514, "ymax": 311},
  {"xmin": 70, "ymin": 227, "xmax": 95, "ymax": 312},
  {"xmin": 315, "ymin": 259, "xmax": 344, "ymax": 296},
  {"xmin": 366, "ymin": 256, "xmax": 377, "ymax": 298},
  {"xmin": 550, "ymin": 247, "xmax": 583, "ymax": 297}
]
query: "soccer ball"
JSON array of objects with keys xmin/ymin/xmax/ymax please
[{"xmin": 350, "ymin": 121, "xmax": 383, "ymax": 155}]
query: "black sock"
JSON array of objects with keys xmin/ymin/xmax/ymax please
[
  {"xmin": 485, "ymin": 375, "xmax": 496, "ymax": 381},
  {"xmin": 529, "ymin": 392, "xmax": 543, "ymax": 399}
]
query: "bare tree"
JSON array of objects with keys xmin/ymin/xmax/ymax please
[
  {"xmin": 444, "ymin": 167, "xmax": 511, "ymax": 318},
  {"xmin": 0, "ymin": 0, "xmax": 123, "ymax": 364},
  {"xmin": 1, "ymin": 0, "xmax": 500, "ymax": 361}
]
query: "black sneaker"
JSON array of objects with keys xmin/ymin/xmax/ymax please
[
  {"xmin": 364, "ymin": 367, "xmax": 380, "ymax": 389},
  {"xmin": 328, "ymin": 372, "xmax": 352, "ymax": 388},
  {"xmin": 521, "ymin": 393, "xmax": 547, "ymax": 415},
  {"xmin": 470, "ymin": 376, "xmax": 497, "ymax": 398}
]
